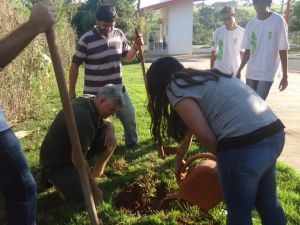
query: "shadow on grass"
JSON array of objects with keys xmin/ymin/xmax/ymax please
[
  {"xmin": 37, "ymin": 190, "xmax": 87, "ymax": 225},
  {"xmin": 114, "ymin": 139, "xmax": 156, "ymax": 161}
]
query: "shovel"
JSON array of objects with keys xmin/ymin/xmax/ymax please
[
  {"xmin": 45, "ymin": 23, "xmax": 99, "ymax": 225},
  {"xmin": 164, "ymin": 153, "xmax": 223, "ymax": 212},
  {"xmin": 134, "ymin": 28, "xmax": 149, "ymax": 99}
]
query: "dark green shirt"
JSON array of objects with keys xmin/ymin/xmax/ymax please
[{"xmin": 40, "ymin": 96, "xmax": 103, "ymax": 172}]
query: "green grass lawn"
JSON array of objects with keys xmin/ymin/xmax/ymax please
[{"xmin": 1, "ymin": 62, "xmax": 300, "ymax": 225}]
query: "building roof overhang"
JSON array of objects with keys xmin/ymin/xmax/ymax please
[{"xmin": 141, "ymin": 0, "xmax": 204, "ymax": 11}]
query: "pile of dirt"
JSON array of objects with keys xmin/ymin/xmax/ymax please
[
  {"xmin": 115, "ymin": 181, "xmax": 170, "ymax": 215},
  {"xmin": 115, "ymin": 181, "xmax": 219, "ymax": 224}
]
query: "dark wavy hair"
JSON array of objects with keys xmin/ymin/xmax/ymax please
[{"xmin": 146, "ymin": 57, "xmax": 222, "ymax": 147}]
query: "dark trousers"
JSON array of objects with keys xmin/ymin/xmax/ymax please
[{"xmin": 45, "ymin": 129, "xmax": 105, "ymax": 203}]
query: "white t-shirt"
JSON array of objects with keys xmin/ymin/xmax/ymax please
[
  {"xmin": 211, "ymin": 25, "xmax": 245, "ymax": 76},
  {"xmin": 0, "ymin": 106, "xmax": 9, "ymax": 132},
  {"xmin": 241, "ymin": 12, "xmax": 289, "ymax": 81}
]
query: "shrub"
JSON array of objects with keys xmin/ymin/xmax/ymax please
[{"xmin": 0, "ymin": 0, "xmax": 76, "ymax": 124}]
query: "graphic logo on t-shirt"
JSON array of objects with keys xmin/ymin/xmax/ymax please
[
  {"xmin": 217, "ymin": 40, "xmax": 224, "ymax": 60},
  {"xmin": 268, "ymin": 31, "xmax": 273, "ymax": 39},
  {"xmin": 234, "ymin": 38, "xmax": 238, "ymax": 44},
  {"xmin": 251, "ymin": 32, "xmax": 257, "ymax": 56}
]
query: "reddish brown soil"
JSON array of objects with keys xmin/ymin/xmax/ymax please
[{"xmin": 115, "ymin": 182, "xmax": 170, "ymax": 215}]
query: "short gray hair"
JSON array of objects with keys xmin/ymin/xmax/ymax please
[{"xmin": 95, "ymin": 84, "xmax": 125, "ymax": 107}]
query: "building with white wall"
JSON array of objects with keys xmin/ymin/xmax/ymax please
[{"xmin": 142, "ymin": 0, "xmax": 197, "ymax": 55}]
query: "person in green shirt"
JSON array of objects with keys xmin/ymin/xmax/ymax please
[{"xmin": 40, "ymin": 84, "xmax": 124, "ymax": 204}]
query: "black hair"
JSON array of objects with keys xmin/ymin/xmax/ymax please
[
  {"xmin": 253, "ymin": 0, "xmax": 272, "ymax": 6},
  {"xmin": 146, "ymin": 57, "xmax": 224, "ymax": 146},
  {"xmin": 96, "ymin": 5, "xmax": 118, "ymax": 22}
]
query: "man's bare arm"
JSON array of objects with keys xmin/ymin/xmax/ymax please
[
  {"xmin": 0, "ymin": 0, "xmax": 56, "ymax": 68},
  {"xmin": 279, "ymin": 50, "xmax": 288, "ymax": 91},
  {"xmin": 210, "ymin": 51, "xmax": 216, "ymax": 69}
]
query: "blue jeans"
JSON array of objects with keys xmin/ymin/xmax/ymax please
[
  {"xmin": 0, "ymin": 129, "xmax": 36, "ymax": 225},
  {"xmin": 116, "ymin": 90, "xmax": 138, "ymax": 147},
  {"xmin": 217, "ymin": 131, "xmax": 286, "ymax": 225},
  {"xmin": 246, "ymin": 79, "xmax": 273, "ymax": 100}
]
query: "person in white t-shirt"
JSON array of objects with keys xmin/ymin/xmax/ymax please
[
  {"xmin": 210, "ymin": 6, "xmax": 245, "ymax": 76},
  {"xmin": 236, "ymin": 0, "xmax": 289, "ymax": 100}
]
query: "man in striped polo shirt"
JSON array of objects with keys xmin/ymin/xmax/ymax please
[{"xmin": 69, "ymin": 5, "xmax": 143, "ymax": 148}]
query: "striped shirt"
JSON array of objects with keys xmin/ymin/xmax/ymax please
[{"xmin": 72, "ymin": 27, "xmax": 130, "ymax": 95}]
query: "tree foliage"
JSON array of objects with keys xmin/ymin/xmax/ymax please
[
  {"xmin": 289, "ymin": 1, "xmax": 300, "ymax": 32},
  {"xmin": 0, "ymin": 0, "xmax": 77, "ymax": 122},
  {"xmin": 193, "ymin": 6, "xmax": 220, "ymax": 45},
  {"xmin": 71, "ymin": 0, "xmax": 148, "ymax": 43},
  {"xmin": 235, "ymin": 7, "xmax": 256, "ymax": 28}
]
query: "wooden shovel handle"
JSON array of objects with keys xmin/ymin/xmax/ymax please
[
  {"xmin": 134, "ymin": 29, "xmax": 147, "ymax": 86},
  {"xmin": 45, "ymin": 28, "xmax": 100, "ymax": 225}
]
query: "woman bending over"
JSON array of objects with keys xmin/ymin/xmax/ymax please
[{"xmin": 146, "ymin": 57, "xmax": 286, "ymax": 225}]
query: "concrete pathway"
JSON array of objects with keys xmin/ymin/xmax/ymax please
[
  {"xmin": 267, "ymin": 73, "xmax": 300, "ymax": 175},
  {"xmin": 145, "ymin": 53, "xmax": 300, "ymax": 174}
]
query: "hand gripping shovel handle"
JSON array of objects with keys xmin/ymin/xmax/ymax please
[{"xmin": 45, "ymin": 27, "xmax": 100, "ymax": 225}]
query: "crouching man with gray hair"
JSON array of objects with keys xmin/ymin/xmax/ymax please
[{"xmin": 40, "ymin": 84, "xmax": 124, "ymax": 204}]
